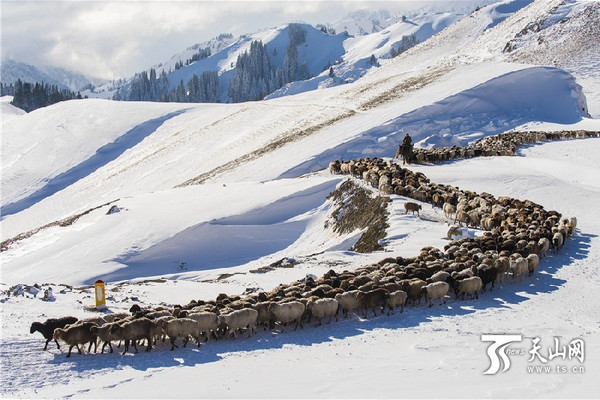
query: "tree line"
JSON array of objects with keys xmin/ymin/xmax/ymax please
[{"xmin": 3, "ymin": 80, "xmax": 82, "ymax": 112}]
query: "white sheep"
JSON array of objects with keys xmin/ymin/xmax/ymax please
[
  {"xmin": 552, "ymin": 232, "xmax": 564, "ymax": 251},
  {"xmin": 386, "ymin": 290, "xmax": 408, "ymax": 314},
  {"xmin": 510, "ymin": 257, "xmax": 528, "ymax": 282},
  {"xmin": 155, "ymin": 318, "xmax": 202, "ymax": 350},
  {"xmin": 446, "ymin": 226, "xmax": 461, "ymax": 240},
  {"xmin": 537, "ymin": 237, "xmax": 550, "ymax": 258},
  {"xmin": 494, "ymin": 256, "xmax": 510, "ymax": 283},
  {"xmin": 443, "ymin": 203, "xmax": 456, "ymax": 219},
  {"xmin": 526, "ymin": 253, "xmax": 540, "ymax": 276},
  {"xmin": 430, "ymin": 271, "xmax": 450, "ymax": 283},
  {"xmin": 454, "ymin": 268, "xmax": 475, "ymax": 280},
  {"xmin": 307, "ymin": 298, "xmax": 339, "ymax": 325},
  {"xmin": 335, "ymin": 290, "xmax": 361, "ymax": 318},
  {"xmin": 422, "ymin": 281, "xmax": 449, "ymax": 307},
  {"xmin": 187, "ymin": 311, "xmax": 219, "ymax": 341},
  {"xmin": 218, "ymin": 308, "xmax": 258, "ymax": 339},
  {"xmin": 456, "ymin": 276, "xmax": 483, "ymax": 300},
  {"xmin": 569, "ymin": 217, "xmax": 577, "ymax": 232},
  {"xmin": 269, "ymin": 301, "xmax": 305, "ymax": 332}
]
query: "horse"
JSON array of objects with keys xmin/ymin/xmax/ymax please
[{"xmin": 395, "ymin": 142, "xmax": 414, "ymax": 165}]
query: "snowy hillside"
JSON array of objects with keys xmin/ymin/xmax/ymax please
[
  {"xmin": 0, "ymin": 95, "xmax": 25, "ymax": 123},
  {"xmin": 1, "ymin": 0, "xmax": 600, "ymax": 398}
]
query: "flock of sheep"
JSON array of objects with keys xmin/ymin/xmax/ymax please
[
  {"xmin": 410, "ymin": 130, "xmax": 598, "ymax": 164},
  {"xmin": 30, "ymin": 130, "xmax": 592, "ymax": 358}
]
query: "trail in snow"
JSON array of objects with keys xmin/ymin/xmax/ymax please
[{"xmin": 1, "ymin": 110, "xmax": 186, "ymax": 218}]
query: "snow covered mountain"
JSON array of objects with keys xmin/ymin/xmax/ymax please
[
  {"xmin": 0, "ymin": 60, "xmax": 104, "ymax": 92},
  {"xmin": 2, "ymin": 0, "xmax": 600, "ymax": 398},
  {"xmin": 94, "ymin": 8, "xmax": 486, "ymax": 102}
]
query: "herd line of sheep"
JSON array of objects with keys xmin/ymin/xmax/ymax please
[
  {"xmin": 30, "ymin": 131, "xmax": 589, "ymax": 357},
  {"xmin": 409, "ymin": 130, "xmax": 598, "ymax": 164}
]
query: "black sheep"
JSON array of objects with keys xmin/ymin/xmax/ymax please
[
  {"xmin": 30, "ymin": 316, "xmax": 78, "ymax": 350},
  {"xmin": 476, "ymin": 265, "xmax": 498, "ymax": 292}
]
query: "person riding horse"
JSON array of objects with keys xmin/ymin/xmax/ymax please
[{"xmin": 395, "ymin": 133, "xmax": 414, "ymax": 164}]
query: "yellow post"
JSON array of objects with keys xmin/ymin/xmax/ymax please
[{"xmin": 94, "ymin": 280, "xmax": 106, "ymax": 308}]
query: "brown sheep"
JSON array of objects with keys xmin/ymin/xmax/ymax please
[
  {"xmin": 356, "ymin": 288, "xmax": 390, "ymax": 317},
  {"xmin": 53, "ymin": 321, "xmax": 98, "ymax": 358},
  {"xmin": 404, "ymin": 202, "xmax": 422, "ymax": 216}
]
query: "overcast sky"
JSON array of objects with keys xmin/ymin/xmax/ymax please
[{"xmin": 1, "ymin": 1, "xmax": 491, "ymax": 80}]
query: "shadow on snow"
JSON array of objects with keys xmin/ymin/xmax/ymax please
[{"xmin": 1, "ymin": 110, "xmax": 187, "ymax": 218}]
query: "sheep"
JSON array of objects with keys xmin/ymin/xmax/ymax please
[
  {"xmin": 30, "ymin": 316, "xmax": 78, "ymax": 350},
  {"xmin": 335, "ymin": 290, "xmax": 361, "ymax": 318},
  {"xmin": 95, "ymin": 322, "xmax": 121, "ymax": 353},
  {"xmin": 403, "ymin": 279, "xmax": 427, "ymax": 305},
  {"xmin": 109, "ymin": 317, "xmax": 160, "ymax": 354},
  {"xmin": 146, "ymin": 310, "xmax": 172, "ymax": 319},
  {"xmin": 307, "ymin": 298, "xmax": 339, "ymax": 325},
  {"xmin": 552, "ymin": 232, "xmax": 564, "ymax": 251},
  {"xmin": 155, "ymin": 318, "xmax": 202, "ymax": 350},
  {"xmin": 356, "ymin": 288, "xmax": 390, "ymax": 317},
  {"xmin": 218, "ymin": 308, "xmax": 258, "ymax": 339},
  {"xmin": 80, "ymin": 316, "xmax": 107, "ymax": 326},
  {"xmin": 386, "ymin": 290, "xmax": 408, "ymax": 314},
  {"xmin": 447, "ymin": 225, "xmax": 461, "ymax": 240},
  {"xmin": 454, "ymin": 210, "xmax": 471, "ymax": 227},
  {"xmin": 452, "ymin": 268, "xmax": 474, "ymax": 280},
  {"xmin": 476, "ymin": 264, "xmax": 497, "ymax": 291},
  {"xmin": 429, "ymin": 271, "xmax": 450, "ymax": 283},
  {"xmin": 269, "ymin": 301, "xmax": 305, "ymax": 332},
  {"xmin": 569, "ymin": 217, "xmax": 577, "ymax": 232},
  {"xmin": 252, "ymin": 301, "xmax": 275, "ymax": 330},
  {"xmin": 328, "ymin": 161, "xmax": 341, "ymax": 174},
  {"xmin": 186, "ymin": 312, "xmax": 219, "ymax": 341},
  {"xmin": 53, "ymin": 321, "xmax": 98, "ymax": 358},
  {"xmin": 421, "ymin": 281, "xmax": 449, "ymax": 307},
  {"xmin": 509, "ymin": 257, "xmax": 528, "ymax": 282},
  {"xmin": 537, "ymin": 237, "xmax": 550, "ymax": 258},
  {"xmin": 103, "ymin": 313, "xmax": 130, "ymax": 323},
  {"xmin": 443, "ymin": 203, "xmax": 456, "ymax": 220},
  {"xmin": 404, "ymin": 202, "xmax": 422, "ymax": 216},
  {"xmin": 456, "ymin": 276, "xmax": 483, "ymax": 300},
  {"xmin": 526, "ymin": 253, "xmax": 540, "ymax": 276},
  {"xmin": 152, "ymin": 315, "xmax": 175, "ymax": 343},
  {"xmin": 495, "ymin": 256, "xmax": 510, "ymax": 283},
  {"xmin": 467, "ymin": 210, "xmax": 481, "ymax": 227}
]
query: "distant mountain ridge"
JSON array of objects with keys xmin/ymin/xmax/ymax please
[
  {"xmin": 92, "ymin": 10, "xmax": 473, "ymax": 103},
  {"xmin": 0, "ymin": 60, "xmax": 104, "ymax": 92}
]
